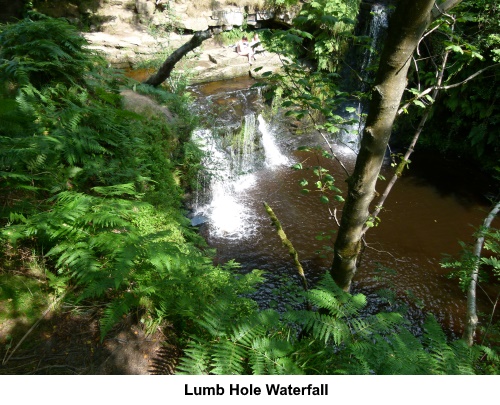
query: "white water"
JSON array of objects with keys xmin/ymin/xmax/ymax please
[
  {"xmin": 258, "ymin": 115, "xmax": 290, "ymax": 167},
  {"xmin": 360, "ymin": 4, "xmax": 389, "ymax": 74},
  {"xmin": 338, "ymin": 4, "xmax": 389, "ymax": 153},
  {"xmin": 193, "ymin": 114, "xmax": 289, "ymax": 239}
]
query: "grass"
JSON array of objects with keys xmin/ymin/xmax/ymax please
[{"xmin": 0, "ymin": 245, "xmax": 54, "ymax": 344}]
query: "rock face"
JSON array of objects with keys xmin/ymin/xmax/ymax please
[
  {"xmin": 183, "ymin": 44, "xmax": 285, "ymax": 84},
  {"xmin": 29, "ymin": 0, "xmax": 299, "ymax": 83},
  {"xmin": 134, "ymin": 0, "xmax": 298, "ymax": 32}
]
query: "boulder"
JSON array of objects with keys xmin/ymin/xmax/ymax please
[
  {"xmin": 184, "ymin": 46, "xmax": 284, "ymax": 84},
  {"xmin": 31, "ymin": 0, "xmax": 297, "ymax": 82}
]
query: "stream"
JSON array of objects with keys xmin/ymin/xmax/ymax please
[{"xmin": 188, "ymin": 76, "xmax": 497, "ymax": 336}]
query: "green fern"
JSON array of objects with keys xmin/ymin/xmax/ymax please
[
  {"xmin": 0, "ymin": 12, "xmax": 102, "ymax": 88},
  {"xmin": 100, "ymin": 292, "xmax": 140, "ymax": 339},
  {"xmin": 178, "ymin": 272, "xmax": 500, "ymax": 375}
]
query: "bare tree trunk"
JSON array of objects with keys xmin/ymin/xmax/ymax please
[
  {"xmin": 464, "ymin": 200, "xmax": 500, "ymax": 346},
  {"xmin": 330, "ymin": 0, "xmax": 462, "ymax": 291},
  {"xmin": 143, "ymin": 29, "xmax": 212, "ymax": 87}
]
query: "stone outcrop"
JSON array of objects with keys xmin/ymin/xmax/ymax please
[
  {"xmin": 183, "ymin": 45, "xmax": 285, "ymax": 84},
  {"xmin": 83, "ymin": 29, "xmax": 285, "ymax": 84},
  {"xmin": 134, "ymin": 0, "xmax": 298, "ymax": 33},
  {"xmin": 26, "ymin": 0, "xmax": 300, "ymax": 83},
  {"xmin": 79, "ymin": 1, "xmax": 292, "ymax": 83}
]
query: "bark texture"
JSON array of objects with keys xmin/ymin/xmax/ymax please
[
  {"xmin": 330, "ymin": 0, "xmax": 437, "ymax": 291},
  {"xmin": 464, "ymin": 201, "xmax": 500, "ymax": 346},
  {"xmin": 143, "ymin": 29, "xmax": 212, "ymax": 87},
  {"xmin": 331, "ymin": 0, "xmax": 463, "ymax": 291}
]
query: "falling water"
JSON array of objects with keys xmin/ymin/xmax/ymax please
[
  {"xmin": 258, "ymin": 115, "xmax": 290, "ymax": 167},
  {"xmin": 187, "ymin": 76, "xmax": 496, "ymax": 334},
  {"xmin": 234, "ymin": 114, "xmax": 258, "ymax": 175},
  {"xmin": 337, "ymin": 3, "xmax": 390, "ymax": 152},
  {"xmin": 359, "ymin": 4, "xmax": 389, "ymax": 77},
  {"xmin": 192, "ymin": 112, "xmax": 290, "ymax": 239}
]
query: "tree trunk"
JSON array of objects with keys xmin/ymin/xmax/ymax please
[
  {"xmin": 143, "ymin": 29, "xmax": 212, "ymax": 87},
  {"xmin": 464, "ymin": 200, "xmax": 500, "ymax": 346},
  {"xmin": 330, "ymin": 0, "xmax": 460, "ymax": 291},
  {"xmin": 361, "ymin": 48, "xmax": 451, "ymax": 237}
]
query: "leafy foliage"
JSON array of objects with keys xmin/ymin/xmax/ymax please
[
  {"xmin": 443, "ymin": 225, "xmax": 500, "ymax": 343},
  {"xmin": 0, "ymin": 14, "xmax": 255, "ymax": 341},
  {"xmin": 396, "ymin": 0, "xmax": 500, "ymax": 172},
  {"xmin": 293, "ymin": 0, "xmax": 360, "ymax": 72},
  {"xmin": 0, "ymin": 12, "xmax": 100, "ymax": 88},
  {"xmin": 179, "ymin": 273, "xmax": 497, "ymax": 374},
  {"xmin": 2, "ymin": 8, "xmax": 500, "ymax": 376}
]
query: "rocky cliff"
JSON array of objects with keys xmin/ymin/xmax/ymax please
[{"xmin": 25, "ymin": 0, "xmax": 300, "ymax": 83}]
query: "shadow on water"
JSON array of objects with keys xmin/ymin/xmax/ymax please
[{"xmin": 401, "ymin": 150, "xmax": 494, "ymax": 209}]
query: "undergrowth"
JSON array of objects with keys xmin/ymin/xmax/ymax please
[
  {"xmin": 1, "ymin": 13, "xmax": 499, "ymax": 375},
  {"xmin": 178, "ymin": 273, "xmax": 500, "ymax": 375},
  {"xmin": 0, "ymin": 13, "xmax": 261, "ymax": 343}
]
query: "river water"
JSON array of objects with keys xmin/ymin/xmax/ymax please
[{"xmin": 188, "ymin": 76, "xmax": 497, "ymax": 336}]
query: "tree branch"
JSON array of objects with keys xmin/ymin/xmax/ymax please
[
  {"xmin": 143, "ymin": 29, "xmax": 212, "ymax": 87},
  {"xmin": 398, "ymin": 64, "xmax": 499, "ymax": 115},
  {"xmin": 432, "ymin": 0, "xmax": 463, "ymax": 21},
  {"xmin": 263, "ymin": 202, "xmax": 309, "ymax": 292},
  {"xmin": 438, "ymin": 64, "xmax": 500, "ymax": 90}
]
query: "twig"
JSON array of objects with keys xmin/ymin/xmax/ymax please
[
  {"xmin": 362, "ymin": 240, "xmax": 406, "ymax": 262},
  {"xmin": 331, "ymin": 207, "xmax": 341, "ymax": 227},
  {"xmin": 398, "ymin": 64, "xmax": 499, "ymax": 115}
]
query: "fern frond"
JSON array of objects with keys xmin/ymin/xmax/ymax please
[
  {"xmin": 210, "ymin": 339, "xmax": 247, "ymax": 375},
  {"xmin": 100, "ymin": 292, "xmax": 140, "ymax": 339},
  {"xmin": 92, "ymin": 183, "xmax": 139, "ymax": 198},
  {"xmin": 177, "ymin": 338, "xmax": 212, "ymax": 375},
  {"xmin": 307, "ymin": 272, "xmax": 366, "ymax": 318}
]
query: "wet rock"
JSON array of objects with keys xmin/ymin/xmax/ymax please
[{"xmin": 191, "ymin": 215, "xmax": 209, "ymax": 226}]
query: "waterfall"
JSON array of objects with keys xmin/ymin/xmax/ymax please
[
  {"xmin": 234, "ymin": 114, "xmax": 258, "ymax": 175},
  {"xmin": 359, "ymin": 4, "xmax": 389, "ymax": 80},
  {"xmin": 336, "ymin": 3, "xmax": 390, "ymax": 153},
  {"xmin": 258, "ymin": 115, "xmax": 290, "ymax": 167},
  {"xmin": 192, "ymin": 128, "xmax": 256, "ymax": 238},
  {"xmin": 192, "ymin": 113, "xmax": 289, "ymax": 239}
]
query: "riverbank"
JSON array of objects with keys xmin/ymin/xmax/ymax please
[{"xmin": 85, "ymin": 30, "xmax": 285, "ymax": 84}]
